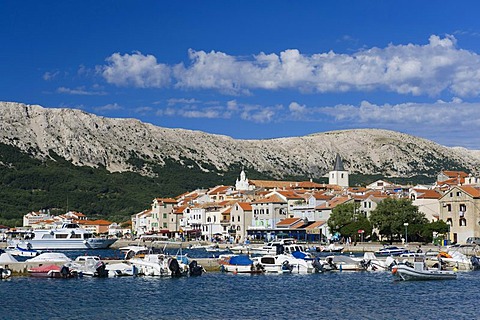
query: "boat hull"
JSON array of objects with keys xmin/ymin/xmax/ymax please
[
  {"xmin": 10, "ymin": 238, "xmax": 117, "ymax": 250},
  {"xmin": 393, "ymin": 265, "xmax": 457, "ymax": 281}
]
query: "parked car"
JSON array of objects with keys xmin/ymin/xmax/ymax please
[{"xmin": 466, "ymin": 237, "xmax": 480, "ymax": 245}]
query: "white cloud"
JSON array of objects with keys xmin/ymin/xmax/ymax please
[
  {"xmin": 153, "ymin": 100, "xmax": 281, "ymax": 123},
  {"xmin": 101, "ymin": 52, "xmax": 170, "ymax": 88},
  {"xmin": 167, "ymin": 98, "xmax": 200, "ymax": 106},
  {"xmin": 43, "ymin": 71, "xmax": 59, "ymax": 81},
  {"xmin": 99, "ymin": 35, "xmax": 480, "ymax": 98},
  {"xmin": 57, "ymin": 86, "xmax": 106, "ymax": 96},
  {"xmin": 93, "ymin": 103, "xmax": 122, "ymax": 112},
  {"xmin": 134, "ymin": 106, "xmax": 154, "ymax": 115},
  {"xmin": 307, "ymin": 99, "xmax": 480, "ymax": 129},
  {"xmin": 288, "ymin": 102, "xmax": 308, "ymax": 119}
]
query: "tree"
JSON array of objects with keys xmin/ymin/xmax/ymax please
[
  {"xmin": 420, "ymin": 220, "xmax": 450, "ymax": 243},
  {"xmin": 327, "ymin": 202, "xmax": 372, "ymax": 241},
  {"xmin": 369, "ymin": 198, "xmax": 427, "ymax": 244}
]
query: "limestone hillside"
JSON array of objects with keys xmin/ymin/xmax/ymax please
[{"xmin": 1, "ymin": 101, "xmax": 479, "ymax": 178}]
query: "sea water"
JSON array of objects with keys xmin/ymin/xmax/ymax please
[{"xmin": 2, "ymin": 250, "xmax": 480, "ymax": 320}]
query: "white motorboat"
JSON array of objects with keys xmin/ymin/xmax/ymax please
[
  {"xmin": 250, "ymin": 238, "xmax": 297, "ymax": 255},
  {"xmin": 436, "ymin": 251, "xmax": 477, "ymax": 271},
  {"xmin": 375, "ymin": 246, "xmax": 408, "ymax": 256},
  {"xmin": 5, "ymin": 244, "xmax": 40, "ymax": 257},
  {"xmin": 229, "ymin": 243, "xmax": 252, "ymax": 254},
  {"xmin": 8, "ymin": 223, "xmax": 117, "ymax": 250},
  {"xmin": 319, "ymin": 255, "xmax": 366, "ymax": 271},
  {"xmin": 218, "ymin": 254, "xmax": 264, "ymax": 274},
  {"xmin": 129, "ymin": 253, "xmax": 189, "ymax": 277},
  {"xmin": 67, "ymin": 256, "xmax": 109, "ymax": 277},
  {"xmin": 317, "ymin": 243, "xmax": 345, "ymax": 253},
  {"xmin": 105, "ymin": 262, "xmax": 139, "ymax": 277},
  {"xmin": 255, "ymin": 254, "xmax": 313, "ymax": 274},
  {"xmin": 392, "ymin": 256, "xmax": 457, "ymax": 281},
  {"xmin": 353, "ymin": 252, "xmax": 397, "ymax": 272},
  {"xmin": 119, "ymin": 245, "xmax": 150, "ymax": 259},
  {"xmin": 26, "ymin": 252, "xmax": 72, "ymax": 263}
]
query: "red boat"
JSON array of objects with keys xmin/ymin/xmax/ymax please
[{"xmin": 28, "ymin": 264, "xmax": 76, "ymax": 278}]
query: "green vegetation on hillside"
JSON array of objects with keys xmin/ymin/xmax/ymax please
[
  {"xmin": 0, "ymin": 142, "xmax": 447, "ymax": 228},
  {"xmin": 0, "ymin": 143, "xmax": 280, "ymax": 226}
]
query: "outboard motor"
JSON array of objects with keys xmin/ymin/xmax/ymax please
[
  {"xmin": 168, "ymin": 258, "xmax": 181, "ymax": 277},
  {"xmin": 95, "ymin": 261, "xmax": 109, "ymax": 278},
  {"xmin": 189, "ymin": 260, "xmax": 204, "ymax": 276},
  {"xmin": 312, "ymin": 257, "xmax": 324, "ymax": 273},
  {"xmin": 276, "ymin": 244, "xmax": 285, "ymax": 255},
  {"xmin": 60, "ymin": 265, "xmax": 71, "ymax": 278},
  {"xmin": 471, "ymin": 256, "xmax": 480, "ymax": 270},
  {"xmin": 281, "ymin": 260, "xmax": 293, "ymax": 272}
]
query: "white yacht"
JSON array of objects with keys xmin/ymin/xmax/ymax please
[{"xmin": 8, "ymin": 223, "xmax": 117, "ymax": 250}]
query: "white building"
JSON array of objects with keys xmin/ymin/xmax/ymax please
[
  {"xmin": 329, "ymin": 154, "xmax": 349, "ymax": 187},
  {"xmin": 23, "ymin": 210, "xmax": 52, "ymax": 227},
  {"xmin": 235, "ymin": 169, "xmax": 254, "ymax": 191}
]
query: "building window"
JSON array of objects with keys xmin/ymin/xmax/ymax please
[
  {"xmin": 446, "ymin": 218, "xmax": 453, "ymax": 227},
  {"xmin": 457, "ymin": 192, "xmax": 461, "ymax": 197},
  {"xmin": 450, "ymin": 192, "xmax": 453, "ymax": 197},
  {"xmin": 446, "ymin": 204, "xmax": 452, "ymax": 212},
  {"xmin": 459, "ymin": 218, "xmax": 467, "ymax": 227},
  {"xmin": 163, "ymin": 213, "xmax": 167, "ymax": 219}
]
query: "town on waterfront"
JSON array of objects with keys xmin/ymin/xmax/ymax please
[
  {"xmin": 1, "ymin": 155, "xmax": 480, "ymax": 281},
  {"xmin": 3, "ymin": 155, "xmax": 478, "ymax": 247}
]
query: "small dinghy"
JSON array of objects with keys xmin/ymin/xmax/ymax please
[{"xmin": 392, "ymin": 255, "xmax": 457, "ymax": 281}]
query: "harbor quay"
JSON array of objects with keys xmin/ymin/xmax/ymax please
[{"xmin": 0, "ymin": 239, "xmax": 455, "ymax": 276}]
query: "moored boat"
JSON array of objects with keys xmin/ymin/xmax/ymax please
[
  {"xmin": 5, "ymin": 244, "xmax": 40, "ymax": 257},
  {"xmin": 67, "ymin": 256, "xmax": 109, "ymax": 277},
  {"xmin": 28, "ymin": 264, "xmax": 77, "ymax": 278},
  {"xmin": 392, "ymin": 255, "xmax": 457, "ymax": 281},
  {"xmin": 219, "ymin": 255, "xmax": 264, "ymax": 274},
  {"xmin": 375, "ymin": 246, "xmax": 408, "ymax": 256},
  {"xmin": 8, "ymin": 223, "xmax": 117, "ymax": 250},
  {"xmin": 254, "ymin": 254, "xmax": 313, "ymax": 274}
]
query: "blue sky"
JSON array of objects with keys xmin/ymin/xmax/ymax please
[{"xmin": 2, "ymin": 1, "xmax": 480, "ymax": 148}]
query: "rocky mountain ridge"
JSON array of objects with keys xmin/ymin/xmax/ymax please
[{"xmin": 1, "ymin": 101, "xmax": 479, "ymax": 178}]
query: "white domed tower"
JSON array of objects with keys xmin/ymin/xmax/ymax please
[{"xmin": 235, "ymin": 169, "xmax": 250, "ymax": 191}]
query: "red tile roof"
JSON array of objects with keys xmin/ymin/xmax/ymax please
[
  {"xmin": 237, "ymin": 202, "xmax": 253, "ymax": 211},
  {"xmin": 156, "ymin": 198, "xmax": 178, "ymax": 204},
  {"xmin": 253, "ymin": 195, "xmax": 287, "ymax": 204},
  {"xmin": 460, "ymin": 186, "xmax": 480, "ymax": 198},
  {"xmin": 208, "ymin": 185, "xmax": 232, "ymax": 194},
  {"xmin": 412, "ymin": 189, "xmax": 442, "ymax": 199},
  {"xmin": 305, "ymin": 221, "xmax": 327, "ymax": 229}
]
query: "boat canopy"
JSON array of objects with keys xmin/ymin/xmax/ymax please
[
  {"xmin": 229, "ymin": 255, "xmax": 253, "ymax": 266},
  {"xmin": 292, "ymin": 251, "xmax": 309, "ymax": 260}
]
